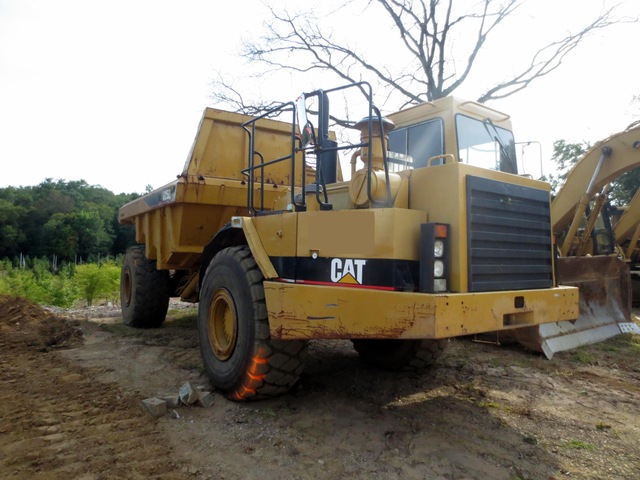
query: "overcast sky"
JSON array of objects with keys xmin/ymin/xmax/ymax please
[{"xmin": 1, "ymin": 0, "xmax": 638, "ymax": 194}]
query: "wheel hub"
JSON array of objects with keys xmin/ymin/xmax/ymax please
[{"xmin": 208, "ymin": 288, "xmax": 238, "ymax": 360}]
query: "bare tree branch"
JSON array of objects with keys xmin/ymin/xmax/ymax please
[
  {"xmin": 210, "ymin": 73, "xmax": 283, "ymax": 116},
  {"xmin": 212, "ymin": 0, "xmax": 635, "ymax": 112},
  {"xmin": 477, "ymin": 5, "xmax": 626, "ymax": 102}
]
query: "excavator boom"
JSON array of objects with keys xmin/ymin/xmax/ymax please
[{"xmin": 552, "ymin": 124, "xmax": 640, "ymax": 233}]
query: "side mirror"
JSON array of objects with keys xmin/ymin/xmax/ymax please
[{"xmin": 296, "ymin": 94, "xmax": 316, "ymax": 147}]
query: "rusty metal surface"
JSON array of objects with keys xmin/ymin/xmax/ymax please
[
  {"xmin": 513, "ymin": 256, "xmax": 632, "ymax": 357},
  {"xmin": 264, "ymin": 281, "xmax": 579, "ymax": 341},
  {"xmin": 557, "ymin": 256, "xmax": 631, "ymax": 319}
]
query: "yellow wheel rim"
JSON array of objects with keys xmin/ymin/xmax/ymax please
[
  {"xmin": 208, "ymin": 288, "xmax": 237, "ymax": 360},
  {"xmin": 122, "ymin": 268, "xmax": 132, "ymax": 307}
]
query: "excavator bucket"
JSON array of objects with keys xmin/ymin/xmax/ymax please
[{"xmin": 514, "ymin": 256, "xmax": 639, "ymax": 358}]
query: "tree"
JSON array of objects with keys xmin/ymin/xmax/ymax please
[
  {"xmin": 0, "ymin": 180, "xmax": 141, "ymax": 261},
  {"xmin": 0, "ymin": 198, "xmax": 27, "ymax": 257},
  {"xmin": 609, "ymin": 166, "xmax": 640, "ymax": 206},
  {"xmin": 545, "ymin": 139, "xmax": 589, "ymax": 196},
  {"xmin": 213, "ymin": 0, "xmax": 632, "ymax": 112}
]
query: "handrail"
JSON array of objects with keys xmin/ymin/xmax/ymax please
[
  {"xmin": 241, "ymin": 101, "xmax": 297, "ymax": 214},
  {"xmin": 240, "ymin": 81, "xmax": 390, "ymax": 214},
  {"xmin": 366, "ymin": 105, "xmax": 393, "ymax": 208},
  {"xmin": 427, "ymin": 153, "xmax": 456, "ymax": 166},
  {"xmin": 458, "ymin": 100, "xmax": 510, "ymax": 122}
]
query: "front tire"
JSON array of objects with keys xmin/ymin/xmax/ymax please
[
  {"xmin": 352, "ymin": 339, "xmax": 447, "ymax": 370},
  {"xmin": 120, "ymin": 245, "xmax": 170, "ymax": 328},
  {"xmin": 198, "ymin": 246, "xmax": 307, "ymax": 400}
]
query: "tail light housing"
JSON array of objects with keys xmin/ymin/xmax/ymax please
[{"xmin": 420, "ymin": 223, "xmax": 449, "ymax": 293}]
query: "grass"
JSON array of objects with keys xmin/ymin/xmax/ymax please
[
  {"xmin": 593, "ymin": 333, "xmax": 640, "ymax": 353},
  {"xmin": 561, "ymin": 439, "xmax": 594, "ymax": 450},
  {"xmin": 571, "ymin": 348, "xmax": 594, "ymax": 365}
]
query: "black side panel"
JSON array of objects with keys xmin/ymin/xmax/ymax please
[
  {"xmin": 466, "ymin": 175, "xmax": 553, "ymax": 292},
  {"xmin": 270, "ymin": 256, "xmax": 419, "ymax": 291}
]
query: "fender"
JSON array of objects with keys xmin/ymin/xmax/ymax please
[{"xmin": 199, "ymin": 217, "xmax": 278, "ymax": 292}]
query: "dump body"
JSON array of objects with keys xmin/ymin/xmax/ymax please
[{"xmin": 119, "ymin": 108, "xmax": 307, "ymax": 272}]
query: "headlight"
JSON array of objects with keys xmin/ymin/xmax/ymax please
[
  {"xmin": 433, "ymin": 260, "xmax": 444, "ymax": 278},
  {"xmin": 434, "ymin": 239, "xmax": 444, "ymax": 258},
  {"xmin": 434, "ymin": 279, "xmax": 447, "ymax": 292}
]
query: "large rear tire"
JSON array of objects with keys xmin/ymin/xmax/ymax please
[
  {"xmin": 120, "ymin": 245, "xmax": 170, "ymax": 328},
  {"xmin": 198, "ymin": 246, "xmax": 307, "ymax": 401},
  {"xmin": 352, "ymin": 339, "xmax": 447, "ymax": 370}
]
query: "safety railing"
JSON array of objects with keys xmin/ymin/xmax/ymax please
[{"xmin": 241, "ymin": 82, "xmax": 394, "ymax": 215}]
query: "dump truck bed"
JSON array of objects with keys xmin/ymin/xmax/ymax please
[{"xmin": 118, "ymin": 107, "xmax": 307, "ymax": 270}]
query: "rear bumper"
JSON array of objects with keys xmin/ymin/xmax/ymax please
[{"xmin": 264, "ymin": 281, "xmax": 579, "ymax": 340}]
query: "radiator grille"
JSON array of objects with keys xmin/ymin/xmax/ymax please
[{"xmin": 466, "ymin": 176, "xmax": 553, "ymax": 292}]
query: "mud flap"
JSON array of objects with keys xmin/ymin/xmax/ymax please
[{"xmin": 513, "ymin": 256, "xmax": 640, "ymax": 358}]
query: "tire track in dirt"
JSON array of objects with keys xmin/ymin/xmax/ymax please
[{"xmin": 0, "ymin": 296, "xmax": 189, "ymax": 479}]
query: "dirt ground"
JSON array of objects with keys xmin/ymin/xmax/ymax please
[{"xmin": 1, "ymin": 295, "xmax": 639, "ymax": 480}]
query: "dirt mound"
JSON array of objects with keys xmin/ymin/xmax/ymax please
[
  {"xmin": 0, "ymin": 295, "xmax": 82, "ymax": 352},
  {"xmin": 0, "ymin": 295, "xmax": 50, "ymax": 324}
]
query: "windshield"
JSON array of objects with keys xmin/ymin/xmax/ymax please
[{"xmin": 455, "ymin": 114, "xmax": 517, "ymax": 174}]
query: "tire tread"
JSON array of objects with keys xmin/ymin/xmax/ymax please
[
  {"xmin": 199, "ymin": 246, "xmax": 307, "ymax": 401},
  {"xmin": 121, "ymin": 246, "xmax": 170, "ymax": 328}
]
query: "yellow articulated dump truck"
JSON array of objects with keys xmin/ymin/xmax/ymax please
[{"xmin": 119, "ymin": 82, "xmax": 579, "ymax": 400}]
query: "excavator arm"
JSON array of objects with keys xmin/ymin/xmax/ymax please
[{"xmin": 552, "ymin": 124, "xmax": 640, "ymax": 233}]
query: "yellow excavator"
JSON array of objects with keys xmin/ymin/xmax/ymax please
[{"xmin": 514, "ymin": 122, "xmax": 640, "ymax": 356}]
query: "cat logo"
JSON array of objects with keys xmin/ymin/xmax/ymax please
[{"xmin": 330, "ymin": 258, "xmax": 367, "ymax": 285}]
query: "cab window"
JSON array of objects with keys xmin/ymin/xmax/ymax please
[
  {"xmin": 455, "ymin": 114, "xmax": 517, "ymax": 174},
  {"xmin": 388, "ymin": 118, "xmax": 444, "ymax": 170}
]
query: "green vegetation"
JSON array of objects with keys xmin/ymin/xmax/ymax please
[
  {"xmin": 0, "ymin": 178, "xmax": 140, "ymax": 262},
  {"xmin": 0, "ymin": 179, "xmax": 141, "ymax": 307},
  {"xmin": 0, "ymin": 257, "xmax": 122, "ymax": 307},
  {"xmin": 571, "ymin": 347, "xmax": 595, "ymax": 365},
  {"xmin": 560, "ymin": 439, "xmax": 595, "ymax": 450}
]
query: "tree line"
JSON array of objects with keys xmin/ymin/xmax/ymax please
[{"xmin": 0, "ymin": 179, "xmax": 139, "ymax": 262}]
